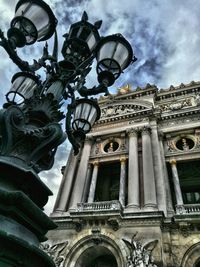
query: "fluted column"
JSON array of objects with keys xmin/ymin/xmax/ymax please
[
  {"xmin": 87, "ymin": 161, "xmax": 99, "ymax": 203},
  {"xmin": 119, "ymin": 157, "xmax": 126, "ymax": 206},
  {"xmin": 127, "ymin": 128, "xmax": 139, "ymax": 210},
  {"xmin": 82, "ymin": 163, "xmax": 92, "ymax": 203},
  {"xmin": 169, "ymin": 159, "xmax": 183, "ymax": 205},
  {"xmin": 53, "ymin": 150, "xmax": 79, "ymax": 212},
  {"xmin": 142, "ymin": 126, "xmax": 157, "ymax": 209},
  {"xmin": 69, "ymin": 137, "xmax": 93, "ymax": 208},
  {"xmin": 151, "ymin": 125, "xmax": 167, "ymax": 214}
]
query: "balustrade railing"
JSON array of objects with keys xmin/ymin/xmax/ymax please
[
  {"xmin": 176, "ymin": 204, "xmax": 200, "ymax": 215},
  {"xmin": 76, "ymin": 200, "xmax": 121, "ymax": 212}
]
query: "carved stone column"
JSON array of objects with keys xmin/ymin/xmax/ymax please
[
  {"xmin": 82, "ymin": 163, "xmax": 92, "ymax": 203},
  {"xmin": 142, "ymin": 126, "xmax": 157, "ymax": 209},
  {"xmin": 169, "ymin": 159, "xmax": 183, "ymax": 205},
  {"xmin": 88, "ymin": 161, "xmax": 99, "ymax": 203},
  {"xmin": 151, "ymin": 125, "xmax": 167, "ymax": 214},
  {"xmin": 127, "ymin": 128, "xmax": 139, "ymax": 210},
  {"xmin": 159, "ymin": 132, "xmax": 174, "ymax": 215},
  {"xmin": 119, "ymin": 157, "xmax": 126, "ymax": 206},
  {"xmin": 53, "ymin": 149, "xmax": 79, "ymax": 212},
  {"xmin": 69, "ymin": 137, "xmax": 93, "ymax": 208}
]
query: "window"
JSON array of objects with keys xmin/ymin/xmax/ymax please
[
  {"xmin": 94, "ymin": 162, "xmax": 120, "ymax": 202},
  {"xmin": 178, "ymin": 161, "xmax": 200, "ymax": 205}
]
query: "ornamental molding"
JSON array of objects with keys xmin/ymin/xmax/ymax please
[
  {"xmin": 160, "ymin": 106, "xmax": 200, "ymax": 121},
  {"xmin": 159, "ymin": 97, "xmax": 193, "ymax": 112},
  {"xmin": 159, "ymin": 115, "xmax": 200, "ymax": 128},
  {"xmin": 165, "ymin": 134, "xmax": 200, "ymax": 155},
  {"xmin": 98, "ymin": 99, "xmax": 153, "ymax": 122}
]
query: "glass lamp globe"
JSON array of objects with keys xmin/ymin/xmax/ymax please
[
  {"xmin": 6, "ymin": 72, "xmax": 40, "ymax": 104},
  {"xmin": 8, "ymin": 0, "xmax": 57, "ymax": 47},
  {"xmin": 96, "ymin": 34, "xmax": 133, "ymax": 86}
]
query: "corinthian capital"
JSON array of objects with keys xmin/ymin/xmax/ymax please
[
  {"xmin": 141, "ymin": 126, "xmax": 151, "ymax": 135},
  {"xmin": 126, "ymin": 128, "xmax": 139, "ymax": 137}
]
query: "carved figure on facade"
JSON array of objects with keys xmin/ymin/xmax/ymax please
[
  {"xmin": 194, "ymin": 93, "xmax": 200, "ymax": 106},
  {"xmin": 166, "ymin": 140, "xmax": 177, "ymax": 152},
  {"xmin": 160, "ymin": 98, "xmax": 192, "ymax": 112},
  {"xmin": 181, "ymin": 138, "xmax": 189, "ymax": 151},
  {"xmin": 40, "ymin": 241, "xmax": 68, "ymax": 267},
  {"xmin": 117, "ymin": 84, "xmax": 132, "ymax": 95},
  {"xmin": 195, "ymin": 135, "xmax": 200, "ymax": 148},
  {"xmin": 101, "ymin": 104, "xmax": 147, "ymax": 119},
  {"xmin": 123, "ymin": 233, "xmax": 158, "ymax": 267}
]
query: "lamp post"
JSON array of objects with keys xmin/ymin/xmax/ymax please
[{"xmin": 0, "ymin": 0, "xmax": 136, "ymax": 266}]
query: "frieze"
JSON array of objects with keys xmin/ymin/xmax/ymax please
[
  {"xmin": 159, "ymin": 115, "xmax": 200, "ymax": 128},
  {"xmin": 159, "ymin": 97, "xmax": 193, "ymax": 112},
  {"xmin": 100, "ymin": 104, "xmax": 148, "ymax": 119}
]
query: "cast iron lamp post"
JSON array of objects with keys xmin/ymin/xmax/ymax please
[{"xmin": 0, "ymin": 0, "xmax": 136, "ymax": 266}]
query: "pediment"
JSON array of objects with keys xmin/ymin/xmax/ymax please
[{"xmin": 100, "ymin": 99, "xmax": 153, "ymax": 120}]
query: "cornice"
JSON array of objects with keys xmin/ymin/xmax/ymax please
[{"xmin": 160, "ymin": 106, "xmax": 200, "ymax": 121}]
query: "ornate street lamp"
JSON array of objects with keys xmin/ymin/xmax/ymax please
[
  {"xmin": 0, "ymin": 1, "xmax": 136, "ymax": 266},
  {"xmin": 6, "ymin": 72, "xmax": 40, "ymax": 104}
]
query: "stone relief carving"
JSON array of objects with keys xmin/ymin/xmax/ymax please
[
  {"xmin": 123, "ymin": 232, "xmax": 158, "ymax": 267},
  {"xmin": 165, "ymin": 135, "xmax": 198, "ymax": 154},
  {"xmin": 40, "ymin": 241, "xmax": 68, "ymax": 267},
  {"xmin": 166, "ymin": 140, "xmax": 177, "ymax": 152},
  {"xmin": 100, "ymin": 104, "xmax": 148, "ymax": 119},
  {"xmin": 160, "ymin": 98, "xmax": 192, "ymax": 112},
  {"xmin": 160, "ymin": 116, "xmax": 200, "ymax": 128},
  {"xmin": 194, "ymin": 93, "xmax": 200, "ymax": 106}
]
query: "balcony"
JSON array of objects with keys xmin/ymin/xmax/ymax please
[
  {"xmin": 69, "ymin": 200, "xmax": 122, "ymax": 217},
  {"xmin": 176, "ymin": 204, "xmax": 200, "ymax": 215}
]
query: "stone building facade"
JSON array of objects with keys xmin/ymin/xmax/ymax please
[{"xmin": 46, "ymin": 82, "xmax": 200, "ymax": 267}]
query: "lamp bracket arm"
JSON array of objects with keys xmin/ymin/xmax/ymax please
[
  {"xmin": 65, "ymin": 103, "xmax": 80, "ymax": 155},
  {"xmin": 78, "ymin": 83, "xmax": 108, "ymax": 97},
  {"xmin": 29, "ymin": 31, "xmax": 59, "ymax": 73},
  {"xmin": 0, "ymin": 30, "xmax": 31, "ymax": 72}
]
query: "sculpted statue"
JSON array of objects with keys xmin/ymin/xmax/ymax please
[
  {"xmin": 40, "ymin": 241, "xmax": 68, "ymax": 267},
  {"xmin": 123, "ymin": 233, "xmax": 158, "ymax": 267}
]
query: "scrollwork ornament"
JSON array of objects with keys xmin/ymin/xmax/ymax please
[{"xmin": 0, "ymin": 102, "xmax": 66, "ymax": 173}]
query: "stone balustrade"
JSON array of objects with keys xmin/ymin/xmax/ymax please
[
  {"xmin": 76, "ymin": 200, "xmax": 122, "ymax": 212},
  {"xmin": 176, "ymin": 204, "xmax": 200, "ymax": 214}
]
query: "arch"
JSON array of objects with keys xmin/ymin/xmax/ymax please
[
  {"xmin": 181, "ymin": 242, "xmax": 200, "ymax": 267},
  {"xmin": 76, "ymin": 246, "xmax": 117, "ymax": 267},
  {"xmin": 64, "ymin": 234, "xmax": 125, "ymax": 267}
]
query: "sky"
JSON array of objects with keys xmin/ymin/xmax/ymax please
[{"xmin": 0, "ymin": 0, "xmax": 200, "ymax": 214}]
